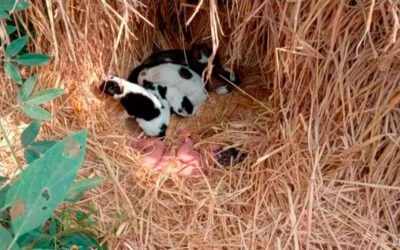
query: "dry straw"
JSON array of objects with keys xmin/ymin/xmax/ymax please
[{"xmin": 1, "ymin": 0, "xmax": 400, "ymax": 249}]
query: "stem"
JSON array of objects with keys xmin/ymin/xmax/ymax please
[
  {"xmin": 0, "ymin": 59, "xmax": 16, "ymax": 62},
  {"xmin": 7, "ymin": 233, "xmax": 19, "ymax": 250},
  {"xmin": 10, "ymin": 0, "xmax": 19, "ymax": 13},
  {"xmin": 0, "ymin": 120, "xmax": 22, "ymax": 170}
]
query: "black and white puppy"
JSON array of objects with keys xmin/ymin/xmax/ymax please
[
  {"xmin": 138, "ymin": 63, "xmax": 208, "ymax": 116},
  {"xmin": 142, "ymin": 80, "xmax": 194, "ymax": 117},
  {"xmin": 127, "ymin": 44, "xmax": 241, "ymax": 95},
  {"xmin": 99, "ymin": 75, "xmax": 170, "ymax": 137}
]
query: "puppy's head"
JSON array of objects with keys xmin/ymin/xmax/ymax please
[{"xmin": 99, "ymin": 75, "xmax": 123, "ymax": 96}]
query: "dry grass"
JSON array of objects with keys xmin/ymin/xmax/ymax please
[{"xmin": 1, "ymin": 0, "xmax": 400, "ymax": 249}]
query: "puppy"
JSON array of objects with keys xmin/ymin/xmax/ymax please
[
  {"xmin": 137, "ymin": 63, "xmax": 207, "ymax": 116},
  {"xmin": 127, "ymin": 44, "xmax": 241, "ymax": 95},
  {"xmin": 142, "ymin": 80, "xmax": 194, "ymax": 117},
  {"xmin": 99, "ymin": 75, "xmax": 170, "ymax": 137}
]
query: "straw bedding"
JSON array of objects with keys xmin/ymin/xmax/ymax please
[{"xmin": 1, "ymin": 1, "xmax": 400, "ymax": 249}]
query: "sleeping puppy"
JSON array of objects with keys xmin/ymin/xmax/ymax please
[
  {"xmin": 137, "ymin": 63, "xmax": 207, "ymax": 116},
  {"xmin": 142, "ymin": 80, "xmax": 194, "ymax": 117},
  {"xmin": 99, "ymin": 75, "xmax": 170, "ymax": 137},
  {"xmin": 127, "ymin": 44, "xmax": 241, "ymax": 95},
  {"xmin": 127, "ymin": 44, "xmax": 211, "ymax": 82}
]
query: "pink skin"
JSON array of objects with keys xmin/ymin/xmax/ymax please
[
  {"xmin": 127, "ymin": 137, "xmax": 213, "ymax": 176},
  {"xmin": 127, "ymin": 139, "xmax": 165, "ymax": 168}
]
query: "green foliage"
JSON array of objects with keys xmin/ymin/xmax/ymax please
[
  {"xmin": 5, "ymin": 25, "xmax": 16, "ymax": 35},
  {"xmin": 3, "ymin": 130, "xmax": 88, "ymax": 237},
  {"xmin": 63, "ymin": 233, "xmax": 101, "ymax": 249},
  {"xmin": 30, "ymin": 141, "xmax": 57, "ymax": 153},
  {"xmin": 22, "ymin": 148, "xmax": 39, "ymax": 164},
  {"xmin": 0, "ymin": 9, "xmax": 9, "ymax": 19},
  {"xmin": 21, "ymin": 120, "xmax": 41, "ymax": 147},
  {"xmin": 23, "ymin": 141, "xmax": 56, "ymax": 164},
  {"xmin": 5, "ymin": 35, "xmax": 29, "ymax": 57},
  {"xmin": 0, "ymin": 0, "xmax": 31, "ymax": 12},
  {"xmin": 0, "ymin": 226, "xmax": 20, "ymax": 250},
  {"xmin": 18, "ymin": 76, "xmax": 37, "ymax": 102},
  {"xmin": 4, "ymin": 62, "xmax": 22, "ymax": 85},
  {"xmin": 22, "ymin": 105, "xmax": 52, "ymax": 120},
  {"xmin": 23, "ymin": 89, "xmax": 64, "ymax": 105},
  {"xmin": 66, "ymin": 178, "xmax": 104, "ymax": 203},
  {"xmin": 1, "ymin": 1, "xmax": 104, "ymax": 249},
  {"xmin": 16, "ymin": 53, "xmax": 51, "ymax": 66}
]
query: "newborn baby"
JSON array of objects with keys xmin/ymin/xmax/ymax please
[{"xmin": 127, "ymin": 137, "xmax": 213, "ymax": 176}]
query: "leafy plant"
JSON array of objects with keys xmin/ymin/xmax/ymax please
[{"xmin": 0, "ymin": 1, "xmax": 104, "ymax": 249}]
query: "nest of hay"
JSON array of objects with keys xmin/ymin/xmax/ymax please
[{"xmin": 1, "ymin": 1, "xmax": 400, "ymax": 249}]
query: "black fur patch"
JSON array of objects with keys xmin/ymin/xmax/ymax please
[
  {"xmin": 170, "ymin": 107, "xmax": 177, "ymax": 115},
  {"xmin": 217, "ymin": 147, "xmax": 247, "ymax": 166},
  {"xmin": 157, "ymin": 85, "xmax": 167, "ymax": 99},
  {"xmin": 99, "ymin": 81, "xmax": 123, "ymax": 96},
  {"xmin": 178, "ymin": 67, "xmax": 193, "ymax": 79},
  {"xmin": 143, "ymin": 80, "xmax": 155, "ymax": 90},
  {"xmin": 181, "ymin": 96, "xmax": 193, "ymax": 114},
  {"xmin": 158, "ymin": 124, "xmax": 167, "ymax": 137},
  {"xmin": 120, "ymin": 93, "xmax": 160, "ymax": 121}
]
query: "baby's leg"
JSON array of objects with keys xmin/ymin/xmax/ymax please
[
  {"xmin": 176, "ymin": 137, "xmax": 206, "ymax": 176},
  {"xmin": 127, "ymin": 139, "xmax": 165, "ymax": 168},
  {"xmin": 153, "ymin": 152, "xmax": 174, "ymax": 172}
]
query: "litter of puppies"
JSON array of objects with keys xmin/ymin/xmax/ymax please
[{"xmin": 99, "ymin": 44, "xmax": 246, "ymax": 174}]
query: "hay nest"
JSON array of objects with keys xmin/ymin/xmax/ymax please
[{"xmin": 1, "ymin": 1, "xmax": 400, "ymax": 249}]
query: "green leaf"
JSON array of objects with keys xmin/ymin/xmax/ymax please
[
  {"xmin": 0, "ymin": 176, "xmax": 7, "ymax": 184},
  {"xmin": 0, "ymin": 9, "xmax": 9, "ymax": 19},
  {"xmin": 61, "ymin": 233, "xmax": 100, "ymax": 249},
  {"xmin": 32, "ymin": 238, "xmax": 53, "ymax": 248},
  {"xmin": 23, "ymin": 89, "xmax": 64, "ymax": 105},
  {"xmin": 0, "ymin": 0, "xmax": 15, "ymax": 11},
  {"xmin": 76, "ymin": 211, "xmax": 87, "ymax": 223},
  {"xmin": 30, "ymin": 141, "xmax": 57, "ymax": 154},
  {"xmin": 15, "ymin": 1, "xmax": 31, "ymax": 11},
  {"xmin": 0, "ymin": 185, "xmax": 10, "ymax": 208},
  {"xmin": 21, "ymin": 120, "xmax": 41, "ymax": 147},
  {"xmin": 23, "ymin": 148, "xmax": 40, "ymax": 164},
  {"xmin": 23, "ymin": 141, "xmax": 57, "ymax": 164},
  {"xmin": 6, "ymin": 35, "xmax": 29, "ymax": 57},
  {"xmin": 0, "ymin": 225, "xmax": 20, "ymax": 250},
  {"xmin": 3, "ymin": 130, "xmax": 88, "ymax": 238},
  {"xmin": 17, "ymin": 227, "xmax": 48, "ymax": 247},
  {"xmin": 6, "ymin": 25, "xmax": 16, "ymax": 35},
  {"xmin": 4, "ymin": 62, "xmax": 22, "ymax": 85},
  {"xmin": 49, "ymin": 219, "xmax": 56, "ymax": 236},
  {"xmin": 65, "ymin": 177, "xmax": 104, "ymax": 202},
  {"xmin": 16, "ymin": 53, "xmax": 51, "ymax": 66},
  {"xmin": 0, "ymin": 0, "xmax": 30, "ymax": 12},
  {"xmin": 18, "ymin": 76, "xmax": 37, "ymax": 102},
  {"xmin": 22, "ymin": 105, "xmax": 52, "ymax": 120}
]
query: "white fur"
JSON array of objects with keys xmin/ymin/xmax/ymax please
[
  {"xmin": 215, "ymin": 86, "xmax": 230, "ymax": 95},
  {"xmin": 106, "ymin": 75, "xmax": 170, "ymax": 137},
  {"xmin": 107, "ymin": 75, "xmax": 162, "ymax": 109},
  {"xmin": 163, "ymin": 86, "xmax": 194, "ymax": 116},
  {"xmin": 136, "ymin": 98, "xmax": 170, "ymax": 137},
  {"xmin": 137, "ymin": 63, "xmax": 207, "ymax": 114},
  {"xmin": 223, "ymin": 66, "xmax": 236, "ymax": 82},
  {"xmin": 198, "ymin": 52, "xmax": 208, "ymax": 63}
]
